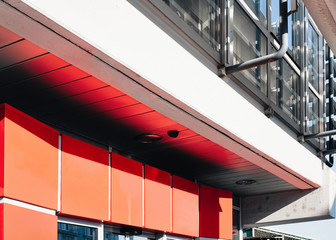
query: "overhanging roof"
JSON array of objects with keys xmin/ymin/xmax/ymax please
[{"xmin": 0, "ymin": 25, "xmax": 298, "ymax": 196}]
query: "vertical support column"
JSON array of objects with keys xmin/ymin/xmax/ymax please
[{"xmin": 328, "ymin": 49, "xmax": 334, "ymax": 166}]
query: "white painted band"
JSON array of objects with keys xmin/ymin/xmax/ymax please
[{"xmin": 0, "ymin": 197, "xmax": 56, "ymax": 215}]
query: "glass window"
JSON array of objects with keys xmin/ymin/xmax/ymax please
[
  {"xmin": 105, "ymin": 232, "xmax": 126, "ymax": 240},
  {"xmin": 162, "ymin": 0, "xmax": 221, "ymax": 51},
  {"xmin": 271, "ymin": 0, "xmax": 301, "ymax": 65},
  {"xmin": 308, "ymin": 90, "xmax": 319, "ymax": 133},
  {"xmin": 270, "ymin": 0, "xmax": 279, "ymax": 36},
  {"xmin": 233, "ymin": 2, "xmax": 267, "ymax": 95},
  {"xmin": 290, "ymin": 7, "xmax": 301, "ymax": 65},
  {"xmin": 242, "ymin": 0, "xmax": 267, "ymax": 28},
  {"xmin": 58, "ymin": 222, "xmax": 98, "ymax": 240},
  {"xmin": 307, "ymin": 22, "xmax": 319, "ymax": 90},
  {"xmin": 270, "ymin": 58, "xmax": 300, "ymax": 124}
]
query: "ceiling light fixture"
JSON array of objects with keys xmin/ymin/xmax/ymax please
[
  {"xmin": 135, "ymin": 134, "xmax": 162, "ymax": 144},
  {"xmin": 235, "ymin": 179, "xmax": 256, "ymax": 185}
]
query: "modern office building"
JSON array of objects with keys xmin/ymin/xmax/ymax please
[{"xmin": 0, "ymin": 0, "xmax": 336, "ymax": 240}]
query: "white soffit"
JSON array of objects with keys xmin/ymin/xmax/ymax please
[{"xmin": 303, "ymin": 0, "xmax": 336, "ymax": 53}]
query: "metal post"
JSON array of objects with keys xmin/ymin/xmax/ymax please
[
  {"xmin": 238, "ymin": 196, "xmax": 243, "ymax": 240},
  {"xmin": 328, "ymin": 49, "xmax": 334, "ymax": 167}
]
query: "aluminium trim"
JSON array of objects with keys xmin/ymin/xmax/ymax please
[{"xmin": 0, "ymin": 197, "xmax": 56, "ymax": 215}]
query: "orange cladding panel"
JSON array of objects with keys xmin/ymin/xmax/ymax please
[
  {"xmin": 111, "ymin": 153, "xmax": 143, "ymax": 227},
  {"xmin": 200, "ymin": 185, "xmax": 232, "ymax": 240},
  {"xmin": 61, "ymin": 135, "xmax": 109, "ymax": 220},
  {"xmin": 0, "ymin": 107, "xmax": 4, "ymax": 197},
  {"xmin": 0, "ymin": 204, "xmax": 3, "ymax": 240},
  {"xmin": 144, "ymin": 165, "xmax": 171, "ymax": 232},
  {"xmin": 1, "ymin": 104, "xmax": 59, "ymax": 210},
  {"xmin": 172, "ymin": 176, "xmax": 199, "ymax": 237},
  {"xmin": 2, "ymin": 203, "xmax": 57, "ymax": 240}
]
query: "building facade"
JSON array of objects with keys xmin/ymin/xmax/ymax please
[{"xmin": 0, "ymin": 0, "xmax": 336, "ymax": 240}]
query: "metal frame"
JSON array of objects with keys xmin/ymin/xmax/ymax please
[
  {"xmin": 146, "ymin": 0, "xmax": 221, "ymax": 63},
  {"xmin": 218, "ymin": 0, "xmax": 288, "ymax": 76},
  {"xmin": 137, "ymin": 0, "xmax": 331, "ymax": 154}
]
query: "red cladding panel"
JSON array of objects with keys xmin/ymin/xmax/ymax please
[
  {"xmin": 0, "ymin": 107, "xmax": 4, "ymax": 197},
  {"xmin": 0, "ymin": 204, "xmax": 3, "ymax": 240},
  {"xmin": 200, "ymin": 185, "xmax": 232, "ymax": 240},
  {"xmin": 111, "ymin": 153, "xmax": 143, "ymax": 227},
  {"xmin": 1, "ymin": 104, "xmax": 59, "ymax": 209},
  {"xmin": 61, "ymin": 135, "xmax": 109, "ymax": 220},
  {"xmin": 3, "ymin": 203, "xmax": 57, "ymax": 240},
  {"xmin": 144, "ymin": 165, "xmax": 171, "ymax": 231},
  {"xmin": 172, "ymin": 176, "xmax": 199, "ymax": 237}
]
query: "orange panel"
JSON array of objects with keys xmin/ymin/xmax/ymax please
[
  {"xmin": 1, "ymin": 104, "xmax": 59, "ymax": 210},
  {"xmin": 2, "ymin": 203, "xmax": 57, "ymax": 240},
  {"xmin": 200, "ymin": 185, "xmax": 232, "ymax": 240},
  {"xmin": 111, "ymin": 153, "xmax": 143, "ymax": 227},
  {"xmin": 0, "ymin": 108, "xmax": 4, "ymax": 197},
  {"xmin": 61, "ymin": 135, "xmax": 109, "ymax": 220},
  {"xmin": 144, "ymin": 165, "xmax": 171, "ymax": 231},
  {"xmin": 0, "ymin": 204, "xmax": 3, "ymax": 240},
  {"xmin": 172, "ymin": 176, "xmax": 199, "ymax": 237}
]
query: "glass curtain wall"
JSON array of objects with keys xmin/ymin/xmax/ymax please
[
  {"xmin": 155, "ymin": 0, "xmax": 326, "ymax": 139},
  {"xmin": 306, "ymin": 20, "xmax": 322, "ymax": 134},
  {"xmin": 162, "ymin": 0, "xmax": 221, "ymax": 51},
  {"xmin": 233, "ymin": 2, "xmax": 267, "ymax": 94}
]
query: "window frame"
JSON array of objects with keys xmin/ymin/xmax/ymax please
[
  {"xmin": 304, "ymin": 9, "xmax": 325, "ymax": 148},
  {"xmin": 58, "ymin": 216, "xmax": 104, "ymax": 240},
  {"xmin": 147, "ymin": 0, "xmax": 222, "ymax": 63}
]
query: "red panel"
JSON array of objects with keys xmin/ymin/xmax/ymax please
[
  {"xmin": 0, "ymin": 40, "xmax": 47, "ymax": 69},
  {"xmin": 0, "ymin": 204, "xmax": 3, "ymax": 240},
  {"xmin": 92, "ymin": 95, "xmax": 138, "ymax": 112},
  {"xmin": 0, "ymin": 26, "xmax": 22, "ymax": 48},
  {"xmin": 144, "ymin": 165, "xmax": 171, "ymax": 231},
  {"xmin": 35, "ymin": 65, "xmax": 90, "ymax": 88},
  {"xmin": 54, "ymin": 76, "xmax": 107, "ymax": 96},
  {"xmin": 0, "ymin": 106, "xmax": 4, "ymax": 197},
  {"xmin": 1, "ymin": 104, "xmax": 59, "ymax": 210},
  {"xmin": 200, "ymin": 185, "xmax": 232, "ymax": 240},
  {"xmin": 61, "ymin": 135, "xmax": 109, "ymax": 220},
  {"xmin": 172, "ymin": 176, "xmax": 199, "ymax": 237},
  {"xmin": 3, "ymin": 203, "xmax": 57, "ymax": 240},
  {"xmin": 71, "ymin": 86, "xmax": 124, "ymax": 105},
  {"xmin": 104, "ymin": 104, "xmax": 153, "ymax": 119},
  {"xmin": 111, "ymin": 153, "xmax": 143, "ymax": 226}
]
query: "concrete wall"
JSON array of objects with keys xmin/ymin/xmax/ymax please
[{"xmin": 242, "ymin": 169, "xmax": 336, "ymax": 226}]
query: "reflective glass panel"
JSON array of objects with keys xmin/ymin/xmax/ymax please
[
  {"xmin": 58, "ymin": 223, "xmax": 98, "ymax": 240},
  {"xmin": 104, "ymin": 232, "xmax": 125, "ymax": 240},
  {"xmin": 162, "ymin": 0, "xmax": 221, "ymax": 51},
  {"xmin": 270, "ymin": 58, "xmax": 300, "ymax": 124},
  {"xmin": 271, "ymin": 0, "xmax": 301, "ymax": 65},
  {"xmin": 242, "ymin": 0, "xmax": 267, "ymax": 28},
  {"xmin": 308, "ymin": 90, "xmax": 319, "ymax": 133},
  {"xmin": 308, "ymin": 22, "xmax": 319, "ymax": 90},
  {"xmin": 233, "ymin": 3, "xmax": 267, "ymax": 95},
  {"xmin": 290, "ymin": 7, "xmax": 301, "ymax": 65},
  {"xmin": 270, "ymin": 0, "xmax": 279, "ymax": 36}
]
